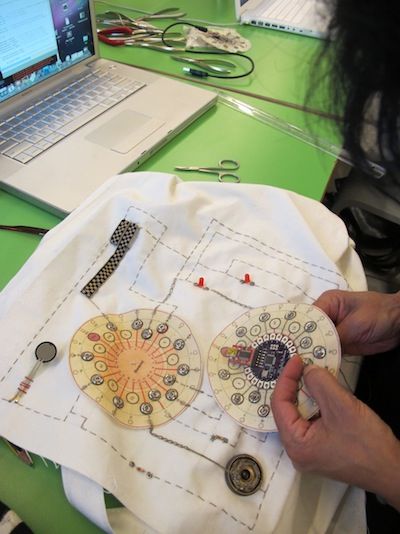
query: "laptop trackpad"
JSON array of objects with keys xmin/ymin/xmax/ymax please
[{"xmin": 85, "ymin": 110, "xmax": 164, "ymax": 154}]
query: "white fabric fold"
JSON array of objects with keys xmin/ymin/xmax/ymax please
[{"xmin": 61, "ymin": 465, "xmax": 113, "ymax": 534}]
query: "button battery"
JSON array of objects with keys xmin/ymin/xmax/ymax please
[{"xmin": 225, "ymin": 454, "xmax": 262, "ymax": 496}]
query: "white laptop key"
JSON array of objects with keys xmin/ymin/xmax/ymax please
[{"xmin": 0, "ymin": 0, "xmax": 216, "ymax": 216}]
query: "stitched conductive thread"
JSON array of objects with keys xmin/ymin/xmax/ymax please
[{"xmin": 149, "ymin": 425, "xmax": 225, "ymax": 471}]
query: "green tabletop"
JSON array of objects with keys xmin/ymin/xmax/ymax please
[
  {"xmin": 95, "ymin": 0, "xmax": 341, "ymax": 206},
  {"xmin": 0, "ymin": 441, "xmax": 106, "ymax": 534},
  {"xmin": 96, "ymin": 0, "xmax": 331, "ymax": 110},
  {"xmin": 0, "ymin": 1, "xmax": 341, "ymax": 531}
]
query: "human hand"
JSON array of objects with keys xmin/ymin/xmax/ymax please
[
  {"xmin": 271, "ymin": 356, "xmax": 400, "ymax": 511},
  {"xmin": 313, "ymin": 289, "xmax": 400, "ymax": 355}
]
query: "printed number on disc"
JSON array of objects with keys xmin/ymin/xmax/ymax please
[
  {"xmin": 207, "ymin": 303, "xmax": 340, "ymax": 432},
  {"xmin": 70, "ymin": 309, "xmax": 202, "ymax": 428}
]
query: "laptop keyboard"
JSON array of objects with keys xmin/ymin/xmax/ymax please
[
  {"xmin": 262, "ymin": 0, "xmax": 313, "ymax": 24},
  {"xmin": 0, "ymin": 68, "xmax": 145, "ymax": 164}
]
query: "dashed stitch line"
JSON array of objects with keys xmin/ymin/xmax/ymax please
[
  {"xmin": 123, "ymin": 212, "xmax": 343, "ymax": 314},
  {"xmin": 228, "ymin": 427, "xmax": 269, "ymax": 448},
  {"xmin": 244, "ymin": 448, "xmax": 285, "ymax": 531},
  {"xmin": 147, "ymin": 425, "xmax": 279, "ymax": 531},
  {"xmin": 151, "ymin": 475, "xmax": 254, "ymax": 529},
  {"xmin": 128, "ymin": 225, "xmax": 168, "ymax": 290},
  {"xmin": 125, "ymin": 205, "xmax": 165, "ymax": 231},
  {"xmin": 175, "ymin": 377, "xmax": 217, "ymax": 401},
  {"xmin": 174, "ymin": 418, "xmax": 210, "ymax": 438},
  {"xmin": 242, "ymin": 428, "xmax": 269, "ymax": 443},
  {"xmin": 199, "ymin": 229, "xmax": 342, "ymax": 288},
  {"xmin": 124, "ymin": 204, "xmax": 182, "ymax": 291},
  {"xmin": 227, "ymin": 425, "xmax": 245, "ymax": 448},
  {"xmin": 163, "ymin": 217, "xmax": 221, "ymax": 290},
  {"xmin": 181, "ymin": 217, "xmax": 341, "ymax": 284},
  {"xmin": 150, "ymin": 432, "xmax": 270, "ymax": 531},
  {"xmin": 184, "ymin": 402, "xmax": 223, "ymax": 421},
  {"xmin": 197, "ymin": 264, "xmax": 288, "ymax": 300},
  {"xmin": 263, "ymin": 448, "xmax": 285, "ymax": 499},
  {"xmin": 155, "ymin": 224, "xmax": 214, "ymax": 304},
  {"xmin": 215, "ymin": 219, "xmax": 344, "ymax": 278},
  {"xmin": 69, "ymin": 394, "xmax": 81, "ymax": 413},
  {"xmin": 221, "ymin": 259, "xmax": 328, "ymax": 299},
  {"xmin": 142, "ymin": 226, "xmax": 187, "ymax": 259},
  {"xmin": 184, "ymin": 221, "xmax": 218, "ymax": 282},
  {"xmin": 181, "ymin": 217, "xmax": 217, "ymax": 265},
  {"xmin": 0, "ymin": 238, "xmax": 110, "ymax": 384},
  {"xmin": 126, "ymin": 289, "xmax": 179, "ymax": 313},
  {"xmin": 0, "ymin": 397, "xmax": 63, "ymax": 421}
]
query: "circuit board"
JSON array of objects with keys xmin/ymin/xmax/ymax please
[
  {"xmin": 69, "ymin": 309, "xmax": 202, "ymax": 428},
  {"xmin": 207, "ymin": 303, "xmax": 341, "ymax": 432}
]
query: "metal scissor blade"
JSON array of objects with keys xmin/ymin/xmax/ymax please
[
  {"xmin": 0, "ymin": 224, "xmax": 49, "ymax": 236},
  {"xmin": 126, "ymin": 43, "xmax": 181, "ymax": 52},
  {"xmin": 174, "ymin": 166, "xmax": 200, "ymax": 171},
  {"xmin": 136, "ymin": 8, "xmax": 186, "ymax": 20},
  {"xmin": 96, "ymin": 11, "xmax": 160, "ymax": 31}
]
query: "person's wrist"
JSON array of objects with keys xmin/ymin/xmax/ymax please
[
  {"xmin": 390, "ymin": 291, "xmax": 400, "ymax": 334},
  {"xmin": 392, "ymin": 290, "xmax": 400, "ymax": 310},
  {"xmin": 372, "ymin": 433, "xmax": 400, "ymax": 511}
]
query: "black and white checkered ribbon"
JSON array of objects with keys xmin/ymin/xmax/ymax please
[{"xmin": 81, "ymin": 219, "xmax": 138, "ymax": 298}]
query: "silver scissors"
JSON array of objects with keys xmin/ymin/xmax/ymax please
[{"xmin": 175, "ymin": 159, "xmax": 240, "ymax": 183}]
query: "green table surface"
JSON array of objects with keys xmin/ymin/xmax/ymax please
[
  {"xmin": 0, "ymin": 1, "xmax": 340, "ymax": 531},
  {"xmin": 96, "ymin": 0, "xmax": 332, "ymax": 111}
]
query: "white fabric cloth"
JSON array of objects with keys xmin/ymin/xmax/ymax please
[
  {"xmin": 61, "ymin": 466, "xmax": 158, "ymax": 534},
  {"xmin": 61, "ymin": 466, "xmax": 113, "ymax": 534},
  {"xmin": 0, "ymin": 173, "xmax": 367, "ymax": 533}
]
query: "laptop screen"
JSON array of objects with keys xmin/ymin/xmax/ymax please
[
  {"xmin": 0, "ymin": 0, "xmax": 95, "ymax": 104},
  {"xmin": 235, "ymin": 0, "xmax": 263, "ymax": 19}
]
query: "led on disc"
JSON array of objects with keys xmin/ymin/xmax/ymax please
[
  {"xmin": 207, "ymin": 303, "xmax": 341, "ymax": 432},
  {"xmin": 69, "ymin": 309, "xmax": 202, "ymax": 428}
]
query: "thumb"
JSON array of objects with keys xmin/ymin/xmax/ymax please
[{"xmin": 303, "ymin": 365, "xmax": 349, "ymax": 417}]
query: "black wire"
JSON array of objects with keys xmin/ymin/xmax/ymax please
[{"xmin": 161, "ymin": 22, "xmax": 255, "ymax": 79}]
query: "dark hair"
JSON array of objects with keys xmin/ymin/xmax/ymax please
[{"xmin": 315, "ymin": 0, "xmax": 400, "ymax": 172}]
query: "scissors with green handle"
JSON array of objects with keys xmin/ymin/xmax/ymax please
[{"xmin": 175, "ymin": 159, "xmax": 240, "ymax": 183}]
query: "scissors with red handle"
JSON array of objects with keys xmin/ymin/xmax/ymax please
[
  {"xmin": 97, "ymin": 26, "xmax": 149, "ymax": 46},
  {"xmin": 97, "ymin": 27, "xmax": 185, "ymax": 51}
]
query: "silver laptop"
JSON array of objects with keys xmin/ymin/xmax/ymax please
[
  {"xmin": 0, "ymin": 0, "xmax": 216, "ymax": 216},
  {"xmin": 235, "ymin": 0, "xmax": 329, "ymax": 39}
]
